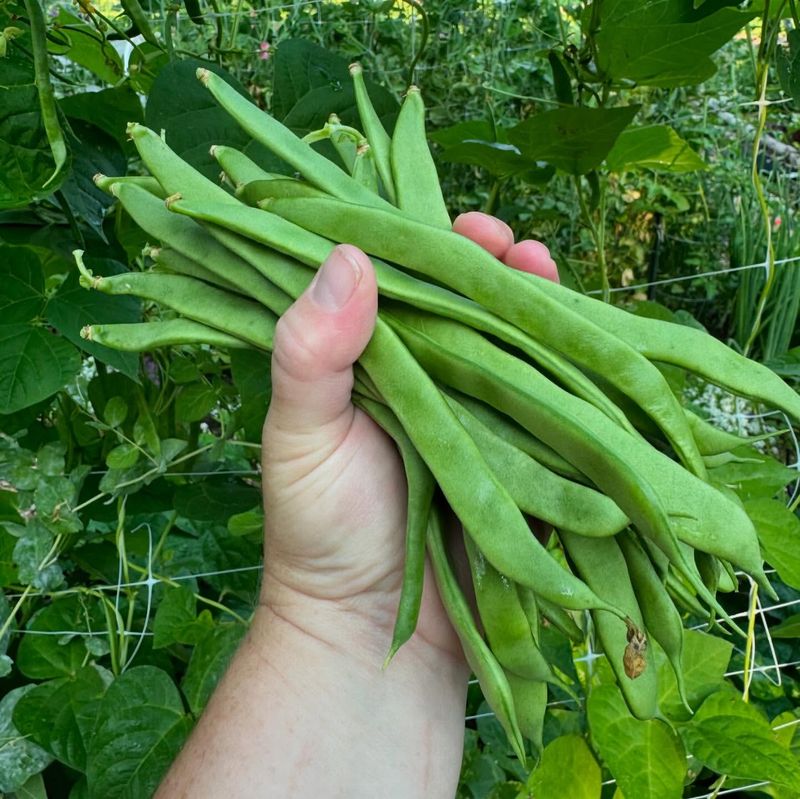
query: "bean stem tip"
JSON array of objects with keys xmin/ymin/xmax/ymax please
[{"xmin": 197, "ymin": 67, "xmax": 211, "ymax": 85}]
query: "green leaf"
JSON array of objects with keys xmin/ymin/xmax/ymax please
[
  {"xmin": 606, "ymin": 125, "xmax": 706, "ymax": 173},
  {"xmin": 745, "ymin": 498, "xmax": 800, "ymax": 589},
  {"xmin": 46, "ymin": 257, "xmax": 140, "ymax": 381},
  {"xmin": 13, "ymin": 522, "xmax": 64, "ymax": 590},
  {"xmin": 48, "ymin": 8, "xmax": 124, "ymax": 85},
  {"xmin": 587, "ymin": 684, "xmax": 686, "ymax": 799},
  {"xmin": 777, "ymin": 29, "xmax": 800, "ymax": 106},
  {"xmin": 102, "ymin": 396, "xmax": 129, "ymax": 428},
  {"xmin": 57, "ymin": 120, "xmax": 127, "ymax": 241},
  {"xmin": 14, "ymin": 772, "xmax": 47, "ymax": 799},
  {"xmin": 680, "ymin": 688, "xmax": 800, "ymax": 791},
  {"xmin": 709, "ymin": 448, "xmax": 797, "ymax": 500},
  {"xmin": 145, "ymin": 58, "xmax": 284, "ymax": 182},
  {"xmin": 508, "ymin": 106, "xmax": 640, "ymax": 175},
  {"xmin": 0, "ymin": 686, "xmax": 52, "ymax": 794},
  {"xmin": 272, "ymin": 39, "xmax": 397, "ymax": 134},
  {"xmin": 0, "ymin": 324, "xmax": 80, "ymax": 414},
  {"xmin": 227, "ymin": 506, "xmax": 264, "ymax": 537},
  {"xmin": 526, "ymin": 734, "xmax": 601, "ymax": 798},
  {"xmin": 12, "ymin": 666, "xmax": 107, "ymax": 772},
  {"xmin": 658, "ymin": 629, "xmax": 732, "ymax": 721},
  {"xmin": 175, "ymin": 383, "xmax": 217, "ymax": 424},
  {"xmin": 174, "ymin": 478, "xmax": 261, "ymax": 523},
  {"xmin": 59, "ymin": 86, "xmax": 144, "ymax": 152},
  {"xmin": 595, "ymin": 1, "xmax": 756, "ymax": 87},
  {"xmin": 105, "ymin": 442, "xmax": 140, "ymax": 470},
  {"xmin": 771, "ymin": 613, "xmax": 800, "ymax": 638},
  {"xmin": 230, "ymin": 347, "xmax": 271, "ymax": 442},
  {"xmin": 0, "ymin": 246, "xmax": 46, "ymax": 322},
  {"xmin": 0, "ymin": 49, "xmax": 68, "ymax": 208},
  {"xmin": 182, "ymin": 623, "xmax": 246, "ymax": 714},
  {"xmin": 152, "ymin": 584, "xmax": 198, "ymax": 649},
  {"xmin": 86, "ymin": 666, "xmax": 193, "ymax": 799},
  {"xmin": 16, "ymin": 596, "xmax": 96, "ymax": 679}
]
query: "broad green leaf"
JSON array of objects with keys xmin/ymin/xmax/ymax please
[
  {"xmin": 680, "ymin": 688, "xmax": 800, "ymax": 791},
  {"xmin": 595, "ymin": 1, "xmax": 756, "ymax": 87},
  {"xmin": 228, "ymin": 506, "xmax": 264, "ymax": 537},
  {"xmin": 0, "ymin": 50, "xmax": 68, "ymax": 208},
  {"xmin": 272, "ymin": 38, "xmax": 397, "ymax": 134},
  {"xmin": 0, "ymin": 324, "xmax": 80, "ymax": 414},
  {"xmin": 709, "ymin": 449, "xmax": 797, "ymax": 501},
  {"xmin": 0, "ymin": 246, "xmax": 45, "ymax": 322},
  {"xmin": 230, "ymin": 347, "xmax": 271, "ymax": 442},
  {"xmin": 86, "ymin": 666, "xmax": 193, "ymax": 799},
  {"xmin": 174, "ymin": 478, "xmax": 261, "ymax": 523},
  {"xmin": 105, "ymin": 442, "xmax": 140, "ymax": 470},
  {"xmin": 16, "ymin": 596, "xmax": 97, "ymax": 679},
  {"xmin": 102, "ymin": 396, "xmax": 129, "ymax": 428},
  {"xmin": 48, "ymin": 8, "xmax": 124, "ymax": 85},
  {"xmin": 0, "ymin": 686, "xmax": 52, "ymax": 793},
  {"xmin": 12, "ymin": 666, "xmax": 107, "ymax": 772},
  {"xmin": 57, "ymin": 120, "xmax": 126, "ymax": 241},
  {"xmin": 526, "ymin": 734, "xmax": 601, "ymax": 798},
  {"xmin": 182, "ymin": 623, "xmax": 246, "ymax": 714},
  {"xmin": 658, "ymin": 629, "xmax": 732, "ymax": 721},
  {"xmin": 14, "ymin": 772, "xmax": 47, "ymax": 799},
  {"xmin": 771, "ymin": 613, "xmax": 800, "ymax": 638},
  {"xmin": 46, "ymin": 258, "xmax": 140, "ymax": 380},
  {"xmin": 13, "ymin": 522, "xmax": 64, "ymax": 590},
  {"xmin": 153, "ymin": 584, "xmax": 201, "ymax": 649},
  {"xmin": 59, "ymin": 86, "xmax": 144, "ymax": 151},
  {"xmin": 745, "ymin": 498, "xmax": 800, "ymax": 589},
  {"xmin": 606, "ymin": 125, "xmax": 706, "ymax": 173},
  {"xmin": 197, "ymin": 527, "xmax": 261, "ymax": 599},
  {"xmin": 175, "ymin": 383, "xmax": 218, "ymax": 424},
  {"xmin": 587, "ymin": 684, "xmax": 686, "ymax": 799},
  {"xmin": 0, "ymin": 590, "xmax": 11, "ymax": 654},
  {"xmin": 145, "ymin": 58, "xmax": 284, "ymax": 182},
  {"xmin": 777, "ymin": 29, "xmax": 800, "ymax": 106},
  {"xmin": 508, "ymin": 106, "xmax": 640, "ymax": 175}
]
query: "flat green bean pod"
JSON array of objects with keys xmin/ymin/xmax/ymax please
[
  {"xmin": 262, "ymin": 196, "xmax": 707, "ymax": 478},
  {"xmin": 505, "ymin": 673, "xmax": 547, "ymax": 757},
  {"xmin": 354, "ymin": 396, "xmax": 435, "ymax": 666},
  {"xmin": 444, "ymin": 394, "xmax": 629, "ymax": 536},
  {"xmin": 425, "ymin": 503, "xmax": 526, "ymax": 761},
  {"xmin": 151, "ymin": 247, "xmax": 242, "ymax": 295},
  {"xmin": 81, "ymin": 319, "xmax": 250, "ymax": 351},
  {"xmin": 210, "ymin": 144, "xmax": 276, "ymax": 187},
  {"xmin": 94, "ymin": 174, "xmax": 166, "ymax": 198}
]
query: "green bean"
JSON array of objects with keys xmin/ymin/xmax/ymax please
[
  {"xmin": 25, "ymin": 0, "xmax": 67, "ymax": 187},
  {"xmin": 197, "ymin": 69, "xmax": 394, "ymax": 210},
  {"xmin": 505, "ymin": 673, "xmax": 547, "ymax": 757},
  {"xmin": 425, "ymin": 503, "xmax": 525, "ymax": 761},
  {"xmin": 81, "ymin": 319, "xmax": 250, "ymax": 351},
  {"xmin": 618, "ymin": 531, "xmax": 691, "ymax": 712},
  {"xmin": 354, "ymin": 396, "xmax": 435, "ymax": 667},
  {"xmin": 74, "ymin": 251, "xmax": 276, "ymax": 350},
  {"xmin": 443, "ymin": 390, "xmax": 583, "ymax": 480},
  {"xmin": 718, "ymin": 560, "xmax": 738, "ymax": 593},
  {"xmin": 93, "ymin": 174, "xmax": 166, "ymax": 198},
  {"xmin": 150, "ymin": 246, "xmax": 242, "ymax": 295},
  {"xmin": 242, "ymin": 178, "xmax": 330, "ymax": 203},
  {"xmin": 262, "ymin": 197, "xmax": 707, "ymax": 478},
  {"xmin": 390, "ymin": 86, "xmax": 450, "ymax": 229},
  {"xmin": 112, "ymin": 183, "xmax": 293, "ymax": 317},
  {"xmin": 695, "ymin": 550, "xmax": 721, "ymax": 595},
  {"xmin": 559, "ymin": 531, "xmax": 658, "ymax": 720},
  {"xmin": 534, "ymin": 595, "xmax": 583, "ymax": 644},
  {"xmin": 463, "ymin": 532, "xmax": 557, "ymax": 683},
  {"xmin": 120, "ymin": 0, "xmax": 160, "ymax": 47},
  {"xmin": 444, "ymin": 393, "xmax": 629, "ymax": 536},
  {"xmin": 529, "ymin": 276, "xmax": 800, "ymax": 425},
  {"xmin": 350, "ymin": 62, "xmax": 396, "ymax": 203},
  {"xmin": 360, "ymin": 320, "xmax": 626, "ymax": 617},
  {"xmin": 379, "ymin": 307, "xmax": 770, "ymax": 603},
  {"xmin": 351, "ymin": 142, "xmax": 380, "ymax": 193},
  {"xmin": 210, "ymin": 144, "xmax": 276, "ymax": 187}
]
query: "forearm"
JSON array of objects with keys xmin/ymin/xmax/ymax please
[{"xmin": 156, "ymin": 595, "xmax": 469, "ymax": 799}]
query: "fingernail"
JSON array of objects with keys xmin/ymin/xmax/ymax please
[{"xmin": 311, "ymin": 246, "xmax": 362, "ymax": 310}]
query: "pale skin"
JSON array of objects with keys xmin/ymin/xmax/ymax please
[{"xmin": 155, "ymin": 213, "xmax": 559, "ymax": 799}]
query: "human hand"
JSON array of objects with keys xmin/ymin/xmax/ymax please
[{"xmin": 260, "ymin": 211, "xmax": 559, "ymax": 664}]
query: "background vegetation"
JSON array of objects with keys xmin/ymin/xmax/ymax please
[{"xmin": 0, "ymin": 1, "xmax": 799, "ymax": 797}]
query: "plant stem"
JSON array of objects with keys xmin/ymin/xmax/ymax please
[{"xmin": 573, "ymin": 175, "xmax": 610, "ymax": 302}]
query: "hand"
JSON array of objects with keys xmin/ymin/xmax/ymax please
[{"xmin": 261, "ymin": 211, "xmax": 559, "ymax": 662}]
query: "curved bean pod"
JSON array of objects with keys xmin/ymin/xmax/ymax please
[
  {"xmin": 505, "ymin": 673, "xmax": 547, "ymax": 757},
  {"xmin": 425, "ymin": 503, "xmax": 525, "ymax": 761},
  {"xmin": 81, "ymin": 319, "xmax": 251, "ymax": 351},
  {"xmin": 210, "ymin": 144, "xmax": 276, "ymax": 187}
]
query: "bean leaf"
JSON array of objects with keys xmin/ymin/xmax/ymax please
[
  {"xmin": 0, "ymin": 686, "xmax": 52, "ymax": 793},
  {"xmin": 606, "ymin": 125, "xmax": 707, "ymax": 173},
  {"xmin": 85, "ymin": 666, "xmax": 193, "ymax": 798},
  {"xmin": 745, "ymin": 497, "xmax": 800, "ymax": 589},
  {"xmin": 525, "ymin": 734, "xmax": 601, "ymax": 798},
  {"xmin": 0, "ymin": 246, "xmax": 46, "ymax": 322},
  {"xmin": 587, "ymin": 684, "xmax": 686, "ymax": 799}
]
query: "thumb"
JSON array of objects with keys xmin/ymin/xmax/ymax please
[{"xmin": 264, "ymin": 244, "xmax": 378, "ymax": 449}]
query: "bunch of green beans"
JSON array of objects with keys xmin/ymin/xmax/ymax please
[{"xmin": 79, "ymin": 64, "xmax": 796, "ymax": 762}]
